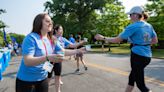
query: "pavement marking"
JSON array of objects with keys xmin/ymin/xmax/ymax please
[{"xmin": 87, "ymin": 62, "xmax": 164, "ymax": 87}]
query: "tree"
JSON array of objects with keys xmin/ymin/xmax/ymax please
[
  {"xmin": 95, "ymin": 2, "xmax": 129, "ymax": 37},
  {"xmin": 44, "ymin": 0, "xmax": 109, "ymax": 37},
  {"xmin": 9, "ymin": 33, "xmax": 25, "ymax": 44},
  {"xmin": 0, "ymin": 31, "xmax": 4, "ymax": 46},
  {"xmin": 0, "ymin": 29, "xmax": 11, "ymax": 46},
  {"xmin": 0, "ymin": 9, "xmax": 6, "ymax": 14},
  {"xmin": 0, "ymin": 9, "xmax": 6, "ymax": 29},
  {"xmin": 44, "ymin": 0, "xmax": 129, "ymax": 46},
  {"xmin": 145, "ymin": 0, "xmax": 164, "ymax": 48}
]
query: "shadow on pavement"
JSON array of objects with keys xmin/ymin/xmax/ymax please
[
  {"xmin": 0, "ymin": 87, "xmax": 9, "ymax": 92},
  {"xmin": 146, "ymin": 60, "xmax": 164, "ymax": 81},
  {"xmin": 61, "ymin": 72, "xmax": 85, "ymax": 77}
]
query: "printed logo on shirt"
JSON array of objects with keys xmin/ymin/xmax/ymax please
[{"xmin": 143, "ymin": 32, "xmax": 150, "ymax": 42}]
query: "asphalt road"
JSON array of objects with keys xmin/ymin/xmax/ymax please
[{"xmin": 0, "ymin": 53, "xmax": 164, "ymax": 92}]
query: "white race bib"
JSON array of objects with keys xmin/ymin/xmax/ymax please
[{"xmin": 43, "ymin": 61, "xmax": 53, "ymax": 73}]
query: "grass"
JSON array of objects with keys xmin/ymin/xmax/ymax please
[
  {"xmin": 91, "ymin": 47, "xmax": 130, "ymax": 54},
  {"xmin": 90, "ymin": 47, "xmax": 164, "ymax": 59},
  {"xmin": 109, "ymin": 47, "xmax": 130, "ymax": 55},
  {"xmin": 152, "ymin": 49, "xmax": 164, "ymax": 59}
]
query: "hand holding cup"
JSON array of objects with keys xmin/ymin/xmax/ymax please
[
  {"xmin": 47, "ymin": 54, "xmax": 64, "ymax": 63},
  {"xmin": 55, "ymin": 51, "xmax": 65, "ymax": 61}
]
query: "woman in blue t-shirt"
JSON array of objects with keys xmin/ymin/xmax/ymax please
[
  {"xmin": 48, "ymin": 24, "xmax": 86, "ymax": 92},
  {"xmin": 95, "ymin": 6, "xmax": 158, "ymax": 92},
  {"xmin": 16, "ymin": 13, "xmax": 64, "ymax": 92}
]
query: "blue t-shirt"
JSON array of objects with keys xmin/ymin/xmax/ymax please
[
  {"xmin": 17, "ymin": 32, "xmax": 53, "ymax": 81},
  {"xmin": 54, "ymin": 40, "xmax": 63, "ymax": 54},
  {"xmin": 57, "ymin": 36, "xmax": 72, "ymax": 48},
  {"xmin": 69, "ymin": 37, "xmax": 76, "ymax": 44},
  {"xmin": 54, "ymin": 36, "xmax": 73, "ymax": 54},
  {"xmin": 119, "ymin": 21, "xmax": 157, "ymax": 57}
]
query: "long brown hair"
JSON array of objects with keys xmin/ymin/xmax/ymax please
[
  {"xmin": 31, "ymin": 13, "xmax": 53, "ymax": 39},
  {"xmin": 53, "ymin": 24, "xmax": 62, "ymax": 35}
]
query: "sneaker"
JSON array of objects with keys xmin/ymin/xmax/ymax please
[{"xmin": 84, "ymin": 66, "xmax": 88, "ymax": 71}]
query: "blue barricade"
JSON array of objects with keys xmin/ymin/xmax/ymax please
[
  {"xmin": 0, "ymin": 53, "xmax": 4, "ymax": 80},
  {"xmin": 3, "ymin": 51, "xmax": 11, "ymax": 68},
  {"xmin": 0, "ymin": 50, "xmax": 11, "ymax": 81}
]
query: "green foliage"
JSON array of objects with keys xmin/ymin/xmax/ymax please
[
  {"xmin": 9, "ymin": 33, "xmax": 25, "ymax": 44},
  {"xmin": 0, "ymin": 8, "xmax": 8, "ymax": 46},
  {"xmin": 146, "ymin": 0, "xmax": 164, "ymax": 40},
  {"xmin": 0, "ymin": 35, "xmax": 4, "ymax": 46},
  {"xmin": 44, "ymin": 0, "xmax": 128, "ymax": 42},
  {"xmin": 44, "ymin": 0, "xmax": 107, "ymax": 37},
  {"xmin": 6, "ymin": 34, "xmax": 11, "ymax": 43},
  {"xmin": 145, "ymin": 0, "xmax": 164, "ymax": 48},
  {"xmin": 0, "ymin": 30, "xmax": 11, "ymax": 46},
  {"xmin": 0, "ymin": 31, "xmax": 25, "ymax": 46},
  {"xmin": 0, "ymin": 9, "xmax": 6, "ymax": 29},
  {"xmin": 0, "ymin": 8, "xmax": 25, "ymax": 46},
  {"xmin": 0, "ymin": 31, "xmax": 2, "ymax": 36},
  {"xmin": 96, "ymin": 2, "xmax": 129, "ymax": 37}
]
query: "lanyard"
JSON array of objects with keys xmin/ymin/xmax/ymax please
[
  {"xmin": 40, "ymin": 35, "xmax": 54, "ymax": 61},
  {"xmin": 40, "ymin": 35, "xmax": 53, "ymax": 56},
  {"xmin": 40, "ymin": 36, "xmax": 48, "ymax": 56}
]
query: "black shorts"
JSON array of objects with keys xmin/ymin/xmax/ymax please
[
  {"xmin": 48, "ymin": 62, "xmax": 62, "ymax": 78},
  {"xmin": 16, "ymin": 78, "xmax": 48, "ymax": 92}
]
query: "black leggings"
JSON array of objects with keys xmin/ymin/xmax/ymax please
[
  {"xmin": 16, "ymin": 78, "xmax": 48, "ymax": 92},
  {"xmin": 129, "ymin": 51, "xmax": 151, "ymax": 92},
  {"xmin": 48, "ymin": 62, "xmax": 62, "ymax": 78}
]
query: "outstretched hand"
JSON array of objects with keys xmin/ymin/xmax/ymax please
[
  {"xmin": 95, "ymin": 34, "xmax": 105, "ymax": 41},
  {"xmin": 78, "ymin": 47, "xmax": 87, "ymax": 54}
]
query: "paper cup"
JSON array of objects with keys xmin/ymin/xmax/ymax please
[
  {"xmin": 85, "ymin": 45, "xmax": 91, "ymax": 51},
  {"xmin": 56, "ymin": 51, "xmax": 65, "ymax": 59},
  {"xmin": 84, "ymin": 38, "xmax": 88, "ymax": 42}
]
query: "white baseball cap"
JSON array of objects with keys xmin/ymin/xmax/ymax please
[{"xmin": 127, "ymin": 6, "xmax": 144, "ymax": 15}]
